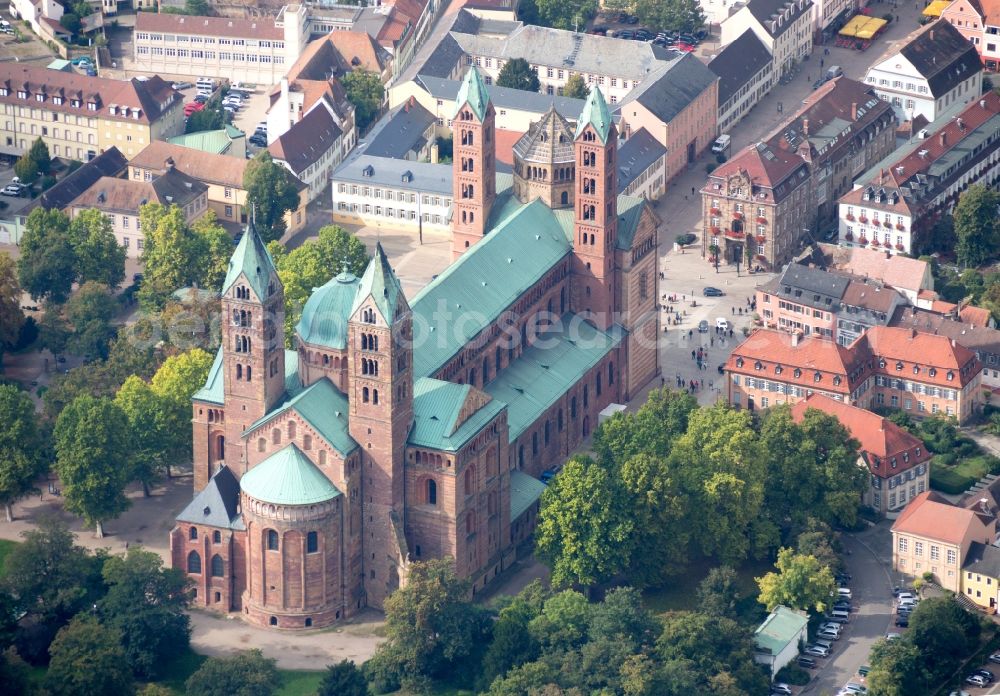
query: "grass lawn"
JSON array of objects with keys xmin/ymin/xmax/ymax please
[
  {"xmin": 151, "ymin": 648, "xmax": 331, "ymax": 695},
  {"xmin": 930, "ymin": 453, "xmax": 995, "ymax": 494},
  {"xmin": 641, "ymin": 555, "xmax": 773, "ymax": 626},
  {"xmin": 0, "ymin": 538, "xmax": 18, "ymax": 575}
]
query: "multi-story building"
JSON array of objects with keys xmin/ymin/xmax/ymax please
[
  {"xmin": 864, "ymin": 20, "xmax": 983, "ymax": 123},
  {"xmin": 701, "ymin": 143, "xmax": 812, "ymax": 270},
  {"xmin": 892, "ymin": 490, "xmax": 995, "ymax": 592},
  {"xmin": 66, "ymin": 166, "xmax": 208, "ymax": 258},
  {"xmin": 838, "ymin": 91, "xmax": 1000, "ymax": 253},
  {"xmin": 961, "ymin": 541, "xmax": 1000, "ymax": 612},
  {"xmin": 169, "ymin": 70, "xmax": 660, "ymax": 629},
  {"xmin": 725, "ymin": 326, "xmax": 983, "ymax": 422},
  {"xmin": 940, "ymin": 0, "xmax": 1000, "ymax": 73},
  {"xmin": 721, "ymin": 0, "xmax": 814, "ymax": 79},
  {"xmin": 791, "ymin": 393, "xmax": 931, "ymax": 514},
  {"xmin": 128, "ymin": 141, "xmax": 308, "ymax": 234},
  {"xmin": 702, "ymin": 78, "xmax": 894, "ymax": 270},
  {"xmin": 616, "ymin": 54, "xmax": 720, "ymax": 185},
  {"xmin": 268, "ymin": 104, "xmax": 347, "ymax": 204},
  {"xmin": 828, "ymin": 245, "xmax": 934, "ymax": 304},
  {"xmin": 616, "ymin": 128, "xmax": 667, "ymax": 201},
  {"xmin": 0, "ymin": 65, "xmax": 182, "ymax": 161},
  {"xmin": 132, "ymin": 7, "xmax": 309, "ymax": 84},
  {"xmin": 447, "ymin": 24, "xmax": 673, "ymax": 103},
  {"xmin": 708, "ymin": 29, "xmax": 775, "ymax": 134},
  {"xmin": 892, "ymin": 304, "xmax": 1000, "ymax": 388}
]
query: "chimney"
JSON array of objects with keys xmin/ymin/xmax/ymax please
[
  {"xmin": 802, "ymin": 118, "xmax": 809, "ymax": 136},
  {"xmin": 940, "ymin": 131, "xmax": 947, "ymax": 147},
  {"xmin": 792, "ymin": 331, "xmax": 801, "ymax": 347},
  {"xmin": 930, "ymin": 29, "xmax": 934, "ymax": 41},
  {"xmin": 851, "ymin": 102, "xmax": 858, "ymax": 120},
  {"xmin": 164, "ymin": 157, "xmax": 175, "ymax": 171},
  {"xmin": 280, "ymin": 77, "xmax": 289, "ymax": 101}
]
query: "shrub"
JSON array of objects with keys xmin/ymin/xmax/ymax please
[{"xmin": 775, "ymin": 664, "xmax": 810, "ymax": 686}]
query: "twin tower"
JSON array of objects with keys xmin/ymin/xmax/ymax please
[{"xmin": 450, "ymin": 68, "xmax": 620, "ymax": 329}]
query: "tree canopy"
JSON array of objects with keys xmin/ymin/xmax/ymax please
[
  {"xmin": 63, "ymin": 282, "xmax": 118, "ymax": 360},
  {"xmin": 635, "ymin": 0, "xmax": 705, "ymax": 33},
  {"xmin": 0, "ymin": 384, "xmax": 46, "ymax": 522},
  {"xmin": 0, "ymin": 254, "xmax": 24, "ymax": 360},
  {"xmin": 954, "ymin": 184, "xmax": 1000, "ymax": 267},
  {"xmin": 342, "ymin": 69, "xmax": 384, "ymax": 131},
  {"xmin": 66, "ymin": 209, "xmax": 127, "ymax": 289},
  {"xmin": 17, "ymin": 208, "xmax": 78, "ymax": 304},
  {"xmin": 185, "ymin": 649, "xmax": 281, "ymax": 696},
  {"xmin": 243, "ymin": 151, "xmax": 300, "ymax": 244},
  {"xmin": 756, "ymin": 547, "xmax": 837, "ymax": 612},
  {"xmin": 44, "ymin": 616, "xmax": 134, "ymax": 696},
  {"xmin": 497, "ymin": 58, "xmax": 542, "ymax": 92},
  {"xmin": 521, "ymin": 0, "xmax": 597, "ymax": 30},
  {"xmin": 562, "ymin": 74, "xmax": 589, "ymax": 99}
]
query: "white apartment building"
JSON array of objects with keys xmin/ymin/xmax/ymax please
[
  {"xmin": 332, "ymin": 154, "xmax": 453, "ymax": 235},
  {"xmin": 721, "ymin": 0, "xmax": 814, "ymax": 79},
  {"xmin": 132, "ymin": 6, "xmax": 308, "ymax": 84},
  {"xmin": 708, "ymin": 29, "xmax": 775, "ymax": 133},
  {"xmin": 268, "ymin": 102, "xmax": 346, "ymax": 203},
  {"xmin": 864, "ymin": 20, "xmax": 983, "ymax": 123}
]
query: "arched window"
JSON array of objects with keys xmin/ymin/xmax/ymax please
[
  {"xmin": 288, "ymin": 421, "xmax": 296, "ymax": 439},
  {"xmin": 246, "ymin": 366, "xmax": 251, "ymax": 381},
  {"xmin": 372, "ymin": 389, "xmax": 379, "ymax": 405},
  {"xmin": 216, "ymin": 435, "xmax": 225, "ymax": 460},
  {"xmin": 307, "ymin": 531, "xmax": 318, "ymax": 553},
  {"xmin": 210, "ymin": 554, "xmax": 224, "ymax": 577},
  {"xmin": 236, "ymin": 364, "xmax": 243, "ymax": 380},
  {"xmin": 187, "ymin": 550, "xmax": 201, "ymax": 574},
  {"xmin": 258, "ymin": 437, "xmax": 266, "ymax": 452},
  {"xmin": 213, "ymin": 530, "xmax": 221, "ymax": 543},
  {"xmin": 303, "ymin": 435, "xmax": 312, "ymax": 450},
  {"xmin": 465, "ymin": 466, "xmax": 474, "ymax": 495},
  {"xmin": 189, "ymin": 526, "xmax": 198, "ymax": 540},
  {"xmin": 266, "ymin": 529, "xmax": 279, "ymax": 551},
  {"xmin": 362, "ymin": 387, "xmax": 369, "ymax": 403},
  {"xmin": 272, "ymin": 429, "xmax": 281, "ymax": 445},
  {"xmin": 427, "ymin": 479, "xmax": 437, "ymax": 505},
  {"xmin": 608, "ymin": 362, "xmax": 614, "ymax": 385}
]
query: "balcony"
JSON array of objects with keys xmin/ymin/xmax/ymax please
[
  {"xmin": 725, "ymin": 229, "xmax": 745, "ymax": 239},
  {"xmin": 756, "ymin": 216, "xmax": 767, "ymax": 224},
  {"xmin": 710, "ymin": 207, "xmax": 721, "ymax": 216},
  {"xmin": 845, "ymin": 213, "xmax": 855, "ymax": 221},
  {"xmin": 755, "ymin": 235, "xmax": 766, "ymax": 244},
  {"xmin": 882, "ymin": 220, "xmax": 893, "ymax": 229},
  {"xmin": 710, "ymin": 226, "xmax": 721, "ymax": 235},
  {"xmin": 896, "ymin": 223, "xmax": 906, "ymax": 232},
  {"xmin": 858, "ymin": 237, "xmax": 869, "ymax": 245},
  {"xmin": 895, "ymin": 243, "xmax": 905, "ymax": 251},
  {"xmin": 732, "ymin": 211, "xmax": 744, "ymax": 220},
  {"xmin": 871, "ymin": 239, "xmax": 881, "ymax": 247},
  {"xmin": 858, "ymin": 216, "xmax": 869, "ymax": 224}
]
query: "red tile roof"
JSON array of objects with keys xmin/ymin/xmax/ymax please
[
  {"xmin": 960, "ymin": 305, "xmax": 992, "ymax": 328},
  {"xmin": 725, "ymin": 330, "xmax": 860, "ymax": 394},
  {"xmin": 831, "ymin": 247, "xmax": 929, "ymax": 294},
  {"xmin": 859, "ymin": 326, "xmax": 980, "ymax": 387},
  {"xmin": 134, "ymin": 12, "xmax": 283, "ymax": 40},
  {"xmin": 892, "ymin": 490, "xmax": 990, "ymax": 545},
  {"xmin": 791, "ymin": 393, "xmax": 930, "ymax": 478},
  {"xmin": 494, "ymin": 128, "xmax": 524, "ymax": 166},
  {"xmin": 708, "ymin": 142, "xmax": 806, "ymax": 192}
]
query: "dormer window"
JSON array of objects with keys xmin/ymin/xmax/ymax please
[
  {"xmin": 16, "ymin": 90, "xmax": 25, "ymax": 99},
  {"xmin": 891, "ymin": 458, "xmax": 897, "ymax": 468},
  {"xmin": 903, "ymin": 452, "xmax": 909, "ymax": 463},
  {"xmin": 879, "ymin": 359, "xmax": 886, "ymax": 368},
  {"xmin": 775, "ymin": 365, "xmax": 783, "ymax": 375},
  {"xmin": 53, "ymin": 96, "xmax": 62, "ymax": 105},
  {"xmin": 35, "ymin": 93, "xmax": 43, "ymax": 102},
  {"xmin": 833, "ymin": 376, "xmax": 842, "ymax": 386},
  {"xmin": 794, "ymin": 368, "xmax": 802, "ymax": 378},
  {"xmin": 814, "ymin": 372, "xmax": 822, "ymax": 382},
  {"xmin": 754, "ymin": 360, "xmax": 763, "ymax": 371},
  {"xmin": 916, "ymin": 448, "xmax": 921, "ymax": 456},
  {"xmin": 87, "ymin": 101, "xmax": 97, "ymax": 111},
  {"xmin": 912, "ymin": 365, "xmax": 919, "ymax": 375},
  {"xmin": 72, "ymin": 99, "xmax": 80, "ymax": 107},
  {"xmin": 895, "ymin": 361, "xmax": 903, "ymax": 371},
  {"xmin": 947, "ymin": 371, "xmax": 955, "ymax": 381},
  {"xmin": 0, "ymin": 88, "xmax": 7, "ymax": 96},
  {"xmin": 736, "ymin": 357, "xmax": 744, "ymax": 368}
]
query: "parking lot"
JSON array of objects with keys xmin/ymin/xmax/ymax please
[{"xmin": 172, "ymin": 80, "xmax": 271, "ymax": 157}]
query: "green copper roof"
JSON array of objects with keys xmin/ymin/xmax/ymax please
[
  {"xmin": 615, "ymin": 193, "xmax": 648, "ymax": 251},
  {"xmin": 409, "ymin": 378, "xmax": 507, "ymax": 451},
  {"xmin": 193, "ymin": 348, "xmax": 301, "ymax": 405},
  {"xmin": 411, "ymin": 198, "xmax": 572, "ymax": 378},
  {"xmin": 575, "ymin": 86, "xmax": 613, "ymax": 143},
  {"xmin": 453, "ymin": 66, "xmax": 490, "ymax": 121},
  {"xmin": 244, "ymin": 377, "xmax": 358, "ymax": 456},
  {"xmin": 296, "ymin": 270, "xmax": 361, "ymax": 349},
  {"xmin": 222, "ymin": 222, "xmax": 277, "ymax": 301},
  {"xmin": 753, "ymin": 606, "xmax": 808, "ymax": 656},
  {"xmin": 510, "ymin": 470, "xmax": 547, "ymax": 521},
  {"xmin": 240, "ymin": 444, "xmax": 341, "ymax": 506},
  {"xmin": 484, "ymin": 315, "xmax": 623, "ymax": 442},
  {"xmin": 351, "ymin": 242, "xmax": 405, "ymax": 324},
  {"xmin": 167, "ymin": 128, "xmax": 236, "ymax": 154}
]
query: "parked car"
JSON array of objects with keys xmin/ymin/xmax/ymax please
[
  {"xmin": 843, "ymin": 684, "xmax": 868, "ymax": 694},
  {"xmin": 698, "ymin": 320, "xmax": 709, "ymax": 333},
  {"xmin": 771, "ymin": 684, "xmax": 792, "ymax": 696},
  {"xmin": 988, "ymin": 653, "xmax": 1000, "ymax": 665},
  {"xmin": 965, "ymin": 675, "xmax": 988, "ymax": 687},
  {"xmin": 85, "ymin": 67, "xmax": 97, "ymax": 76},
  {"xmin": 193, "ymin": 94, "xmax": 209, "ymax": 104},
  {"xmin": 798, "ymin": 656, "xmax": 818, "ymax": 669},
  {"xmin": 702, "ymin": 286, "xmax": 725, "ymax": 297},
  {"xmin": 1, "ymin": 183, "xmax": 21, "ymax": 195},
  {"xmin": 716, "ymin": 318, "xmax": 730, "ymax": 331},
  {"xmin": 805, "ymin": 644, "xmax": 830, "ymax": 657},
  {"xmin": 897, "ymin": 592, "xmax": 916, "ymax": 602},
  {"xmin": 858, "ymin": 666, "xmax": 870, "ymax": 677},
  {"xmin": 837, "ymin": 587, "xmax": 852, "ymax": 599},
  {"xmin": 974, "ymin": 669, "xmax": 995, "ymax": 682},
  {"xmin": 70, "ymin": 56, "xmax": 92, "ymax": 66},
  {"xmin": 249, "ymin": 134, "xmax": 267, "ymax": 147},
  {"xmin": 172, "ymin": 81, "xmax": 194, "ymax": 90},
  {"xmin": 948, "ymin": 691, "xmax": 971, "ymax": 696},
  {"xmin": 540, "ymin": 469, "xmax": 555, "ymax": 484},
  {"xmin": 885, "ymin": 633, "xmax": 901, "ymax": 641},
  {"xmin": 817, "ymin": 629, "xmax": 841, "ymax": 641},
  {"xmin": 711, "ymin": 134, "xmax": 731, "ymax": 155},
  {"xmin": 894, "ymin": 615, "xmax": 909, "ymax": 627}
]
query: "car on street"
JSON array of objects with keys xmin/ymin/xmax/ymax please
[
  {"xmin": 894, "ymin": 615, "xmax": 909, "ymax": 627},
  {"xmin": 798, "ymin": 656, "xmax": 817, "ymax": 669},
  {"xmin": 249, "ymin": 134, "xmax": 267, "ymax": 147},
  {"xmin": 805, "ymin": 644, "xmax": 830, "ymax": 657},
  {"xmin": 1, "ymin": 183, "xmax": 23, "ymax": 195},
  {"xmin": 948, "ymin": 691, "xmax": 970, "ymax": 696},
  {"xmin": 812, "ymin": 77, "xmax": 828, "ymax": 90},
  {"xmin": 974, "ymin": 669, "xmax": 995, "ymax": 682},
  {"xmin": 172, "ymin": 81, "xmax": 193, "ymax": 90},
  {"xmin": 837, "ymin": 587, "xmax": 852, "ymax": 599},
  {"xmin": 711, "ymin": 134, "xmax": 731, "ymax": 155},
  {"xmin": 716, "ymin": 318, "xmax": 730, "ymax": 331},
  {"xmin": 817, "ymin": 629, "xmax": 840, "ymax": 641},
  {"xmin": 70, "ymin": 56, "xmax": 92, "ymax": 66},
  {"xmin": 771, "ymin": 684, "xmax": 792, "ymax": 695},
  {"xmin": 843, "ymin": 684, "xmax": 868, "ymax": 694},
  {"xmin": 885, "ymin": 633, "xmax": 901, "ymax": 641},
  {"xmin": 858, "ymin": 665, "xmax": 870, "ymax": 677},
  {"xmin": 698, "ymin": 320, "xmax": 709, "ymax": 333},
  {"xmin": 702, "ymin": 286, "xmax": 725, "ymax": 297},
  {"xmin": 966, "ymin": 674, "xmax": 988, "ymax": 687},
  {"xmin": 897, "ymin": 592, "xmax": 916, "ymax": 602},
  {"xmin": 989, "ymin": 653, "xmax": 1000, "ymax": 665}
]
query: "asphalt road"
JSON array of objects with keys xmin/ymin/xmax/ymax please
[{"xmin": 805, "ymin": 532, "xmax": 895, "ymax": 694}]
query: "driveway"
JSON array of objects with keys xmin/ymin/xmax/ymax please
[{"xmin": 804, "ymin": 530, "xmax": 895, "ymax": 694}]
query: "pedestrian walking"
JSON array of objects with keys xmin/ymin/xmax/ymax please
[
  {"xmin": 820, "ymin": 58, "xmax": 824, "ymax": 68},
  {"xmin": 691, "ymin": 186, "xmax": 696, "ymax": 196},
  {"xmin": 710, "ymin": 337, "xmax": 714, "ymax": 347}
]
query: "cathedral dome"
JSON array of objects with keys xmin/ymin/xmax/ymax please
[
  {"xmin": 513, "ymin": 106, "xmax": 575, "ymax": 165},
  {"xmin": 295, "ymin": 269, "xmax": 361, "ymax": 350}
]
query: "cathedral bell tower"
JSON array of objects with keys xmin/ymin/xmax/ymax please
[
  {"xmin": 570, "ymin": 87, "xmax": 619, "ymax": 330},
  {"xmin": 347, "ymin": 243, "xmax": 413, "ymax": 609},
  {"xmin": 451, "ymin": 67, "xmax": 496, "ymax": 259}
]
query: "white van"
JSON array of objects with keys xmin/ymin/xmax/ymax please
[
  {"xmin": 711, "ymin": 134, "xmax": 731, "ymax": 155},
  {"xmin": 830, "ymin": 609, "xmax": 850, "ymax": 621},
  {"xmin": 196, "ymin": 77, "xmax": 215, "ymax": 90}
]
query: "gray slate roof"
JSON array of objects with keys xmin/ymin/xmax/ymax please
[
  {"xmin": 333, "ymin": 153, "xmax": 453, "ymax": 195},
  {"xmin": 772, "ymin": 264, "xmax": 850, "ymax": 310},
  {"xmin": 365, "ymin": 100, "xmax": 437, "ymax": 159},
  {"xmin": 175, "ymin": 465, "xmax": 244, "ymax": 530},
  {"xmin": 451, "ymin": 24, "xmax": 672, "ymax": 78},
  {"xmin": 40, "ymin": 147, "xmax": 128, "ymax": 210},
  {"xmin": 963, "ymin": 541, "xmax": 1000, "ymax": 577},
  {"xmin": 746, "ymin": 0, "xmax": 814, "ymax": 37},
  {"xmin": 617, "ymin": 128, "xmax": 665, "ymax": 193},
  {"xmin": 708, "ymin": 29, "xmax": 772, "ymax": 106},
  {"xmin": 417, "ymin": 33, "xmax": 466, "ymax": 78},
  {"xmin": 618, "ymin": 54, "xmax": 718, "ymax": 124},
  {"xmin": 416, "ymin": 75, "xmax": 586, "ymax": 118},
  {"xmin": 899, "ymin": 21, "xmax": 983, "ymax": 98}
]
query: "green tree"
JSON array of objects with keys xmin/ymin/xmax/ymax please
[
  {"xmin": 54, "ymin": 395, "xmax": 131, "ymax": 538},
  {"xmin": 185, "ymin": 105, "xmax": 225, "ymax": 133},
  {"xmin": 867, "ymin": 637, "xmax": 926, "ymax": 696},
  {"xmin": 269, "ymin": 224, "xmax": 370, "ymax": 343},
  {"xmin": 954, "ymin": 184, "xmax": 1000, "ymax": 266},
  {"xmin": 497, "ymin": 57, "xmax": 542, "ymax": 92},
  {"xmin": 150, "ymin": 348, "xmax": 214, "ymax": 476},
  {"xmin": 372, "ymin": 558, "xmax": 489, "ymax": 687},
  {"xmin": 592, "ymin": 387, "xmax": 697, "ymax": 466},
  {"xmin": 28, "ymin": 137, "xmax": 52, "ymax": 175},
  {"xmin": 37, "ymin": 301, "xmax": 71, "ymax": 356},
  {"xmin": 480, "ymin": 610, "xmax": 540, "ymax": 688},
  {"xmin": 756, "ymin": 547, "xmax": 837, "ymax": 612},
  {"xmin": 64, "ymin": 281, "xmax": 118, "ymax": 359},
  {"xmin": 907, "ymin": 596, "xmax": 980, "ymax": 682},
  {"xmin": 185, "ymin": 649, "xmax": 280, "ymax": 696},
  {"xmin": 563, "ymin": 73, "xmax": 589, "ymax": 99},
  {"xmin": 635, "ymin": 0, "xmax": 705, "ymax": 33},
  {"xmin": 114, "ymin": 376, "xmax": 168, "ymax": 496},
  {"xmin": 98, "ymin": 547, "xmax": 191, "ymax": 679},
  {"xmin": 0, "ymin": 385, "xmax": 45, "ymax": 522},
  {"xmin": 44, "ymin": 615, "xmax": 134, "ymax": 696},
  {"xmin": 527, "ymin": 589, "xmax": 592, "ymax": 651},
  {"xmin": 0, "ymin": 255, "xmax": 24, "ymax": 366},
  {"xmin": 192, "ymin": 212, "xmax": 233, "ymax": 290},
  {"xmin": 342, "ymin": 69, "xmax": 384, "ymax": 131},
  {"xmin": 795, "ymin": 521, "xmax": 842, "ymax": 573},
  {"xmin": 533, "ymin": 0, "xmax": 596, "ymax": 29},
  {"xmin": 317, "ymin": 659, "xmax": 368, "ymax": 696},
  {"xmin": 535, "ymin": 455, "xmax": 634, "ymax": 589},
  {"xmin": 184, "ymin": 0, "xmax": 209, "ymax": 13},
  {"xmin": 1, "ymin": 516, "xmax": 106, "ymax": 627},
  {"xmin": 696, "ymin": 566, "xmax": 739, "ymax": 618},
  {"xmin": 14, "ymin": 154, "xmax": 39, "ymax": 185},
  {"xmin": 67, "ymin": 209, "xmax": 126, "ymax": 288},
  {"xmin": 17, "ymin": 208, "xmax": 77, "ymax": 303},
  {"xmin": 243, "ymin": 151, "xmax": 300, "ymax": 244}
]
